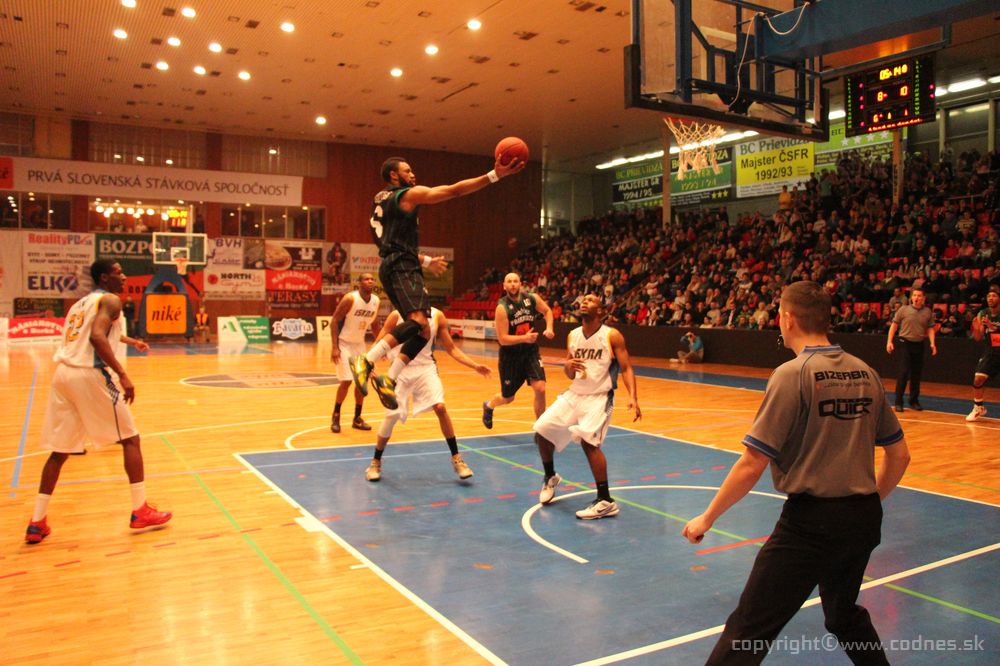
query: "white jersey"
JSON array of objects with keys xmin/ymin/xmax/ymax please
[
  {"xmin": 388, "ymin": 308, "xmax": 440, "ymax": 370},
  {"xmin": 53, "ymin": 290, "xmax": 125, "ymax": 369},
  {"xmin": 339, "ymin": 290, "xmax": 380, "ymax": 344},
  {"xmin": 568, "ymin": 324, "xmax": 618, "ymax": 395}
]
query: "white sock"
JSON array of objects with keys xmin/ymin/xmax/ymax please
[
  {"xmin": 130, "ymin": 482, "xmax": 146, "ymax": 511},
  {"xmin": 387, "ymin": 357, "xmax": 407, "ymax": 381},
  {"xmin": 365, "ymin": 339, "xmax": 392, "ymax": 364},
  {"xmin": 32, "ymin": 494, "xmax": 52, "ymax": 522}
]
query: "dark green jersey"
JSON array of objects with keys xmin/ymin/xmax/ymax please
[
  {"xmin": 499, "ymin": 291, "xmax": 540, "ymax": 351},
  {"xmin": 370, "ymin": 185, "xmax": 419, "ymax": 264}
]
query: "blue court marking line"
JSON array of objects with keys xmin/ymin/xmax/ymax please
[
  {"xmin": 10, "ymin": 366, "xmax": 38, "ymax": 494},
  {"xmin": 233, "ymin": 450, "xmax": 507, "ymax": 666},
  {"xmin": 157, "ymin": 435, "xmax": 364, "ymax": 665}
]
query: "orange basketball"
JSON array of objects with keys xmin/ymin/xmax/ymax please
[{"xmin": 495, "ymin": 136, "xmax": 529, "ymax": 166}]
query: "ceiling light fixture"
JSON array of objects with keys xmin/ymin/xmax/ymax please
[
  {"xmin": 467, "ymin": 19, "xmax": 482, "ymax": 30},
  {"xmin": 238, "ymin": 70, "xmax": 251, "ymax": 80},
  {"xmin": 167, "ymin": 37, "xmax": 181, "ymax": 47},
  {"xmin": 390, "ymin": 67, "xmax": 402, "ymax": 77},
  {"xmin": 280, "ymin": 22, "xmax": 295, "ymax": 33},
  {"xmin": 946, "ymin": 78, "xmax": 986, "ymax": 93},
  {"xmin": 165, "ymin": 160, "xmax": 174, "ymax": 165},
  {"xmin": 121, "ymin": 0, "xmax": 137, "ymax": 7},
  {"xmin": 181, "ymin": 7, "xmax": 196, "ymax": 18},
  {"xmin": 209, "ymin": 42, "xmax": 223, "ymax": 53},
  {"xmin": 155, "ymin": 61, "xmax": 169, "ymax": 71},
  {"xmin": 193, "ymin": 65, "xmax": 206, "ymax": 75},
  {"xmin": 828, "ymin": 109, "xmax": 846, "ymax": 120},
  {"xmin": 113, "ymin": 28, "xmax": 128, "ymax": 39},
  {"xmin": 425, "ymin": 45, "xmax": 439, "ymax": 55},
  {"xmin": 315, "ymin": 116, "xmax": 327, "ymax": 125}
]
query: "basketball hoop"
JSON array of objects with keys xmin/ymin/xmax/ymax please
[
  {"xmin": 664, "ymin": 118, "xmax": 727, "ymax": 181},
  {"xmin": 174, "ymin": 257, "xmax": 189, "ymax": 275}
]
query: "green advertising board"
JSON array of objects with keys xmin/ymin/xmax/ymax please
[
  {"xmin": 814, "ymin": 121, "xmax": 892, "ymax": 170},
  {"xmin": 670, "ymin": 146, "xmax": 733, "ymax": 206}
]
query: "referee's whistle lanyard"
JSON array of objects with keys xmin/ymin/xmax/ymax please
[{"xmin": 776, "ymin": 334, "xmax": 784, "ymax": 350}]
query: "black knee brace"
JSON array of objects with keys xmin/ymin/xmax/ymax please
[
  {"xmin": 390, "ymin": 319, "xmax": 421, "ymax": 344},
  {"xmin": 401, "ymin": 334, "xmax": 429, "ymax": 360}
]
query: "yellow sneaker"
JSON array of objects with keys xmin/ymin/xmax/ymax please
[
  {"xmin": 350, "ymin": 355, "xmax": 373, "ymax": 397},
  {"xmin": 371, "ymin": 374, "xmax": 398, "ymax": 410}
]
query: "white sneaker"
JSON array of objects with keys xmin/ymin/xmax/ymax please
[
  {"xmin": 576, "ymin": 499, "xmax": 620, "ymax": 520},
  {"xmin": 451, "ymin": 454, "xmax": 474, "ymax": 479},
  {"xmin": 365, "ymin": 460, "xmax": 382, "ymax": 482},
  {"xmin": 966, "ymin": 405, "xmax": 987, "ymax": 422},
  {"xmin": 538, "ymin": 473, "xmax": 562, "ymax": 505}
]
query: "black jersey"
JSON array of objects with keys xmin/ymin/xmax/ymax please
[
  {"xmin": 370, "ymin": 185, "xmax": 419, "ymax": 264},
  {"xmin": 976, "ymin": 308, "xmax": 1000, "ymax": 355},
  {"xmin": 499, "ymin": 291, "xmax": 541, "ymax": 353}
]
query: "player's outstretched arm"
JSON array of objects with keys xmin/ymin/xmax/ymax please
[
  {"xmin": 401, "ymin": 157, "xmax": 525, "ymax": 208},
  {"xmin": 436, "ymin": 313, "xmax": 491, "ymax": 377},
  {"xmin": 682, "ymin": 447, "xmax": 769, "ymax": 544}
]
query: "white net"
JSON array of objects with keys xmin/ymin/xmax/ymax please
[{"xmin": 664, "ymin": 117, "xmax": 727, "ymax": 181}]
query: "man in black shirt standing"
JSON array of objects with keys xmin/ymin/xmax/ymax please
[
  {"xmin": 351, "ymin": 155, "xmax": 525, "ymax": 409},
  {"xmin": 482, "ymin": 272, "xmax": 554, "ymax": 429}
]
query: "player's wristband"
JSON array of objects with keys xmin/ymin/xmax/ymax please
[
  {"xmin": 422, "ymin": 255, "xmax": 432, "ymax": 268},
  {"xmin": 486, "ymin": 169, "xmax": 499, "ymax": 183}
]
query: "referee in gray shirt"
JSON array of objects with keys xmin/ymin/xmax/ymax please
[
  {"xmin": 886, "ymin": 288, "xmax": 936, "ymax": 412},
  {"xmin": 683, "ymin": 281, "xmax": 910, "ymax": 665}
]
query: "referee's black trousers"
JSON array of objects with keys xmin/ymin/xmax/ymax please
[
  {"xmin": 894, "ymin": 339, "xmax": 926, "ymax": 405},
  {"xmin": 706, "ymin": 493, "xmax": 888, "ymax": 665}
]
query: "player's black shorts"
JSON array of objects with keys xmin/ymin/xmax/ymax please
[
  {"xmin": 498, "ymin": 345, "xmax": 545, "ymax": 398},
  {"xmin": 379, "ymin": 259, "xmax": 430, "ymax": 316},
  {"xmin": 974, "ymin": 352, "xmax": 1000, "ymax": 379}
]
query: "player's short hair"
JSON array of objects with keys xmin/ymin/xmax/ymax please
[
  {"xmin": 780, "ymin": 281, "xmax": 830, "ymax": 334},
  {"xmin": 90, "ymin": 259, "xmax": 118, "ymax": 284},
  {"xmin": 381, "ymin": 157, "xmax": 406, "ymax": 182}
]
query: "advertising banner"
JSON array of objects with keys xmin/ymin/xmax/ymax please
[
  {"xmin": 206, "ymin": 237, "xmax": 246, "ymax": 269},
  {"xmin": 612, "ymin": 161, "xmax": 663, "ymax": 207},
  {"xmin": 0, "ymin": 230, "xmax": 22, "ymax": 318},
  {"xmin": 204, "ymin": 267, "xmax": 265, "ymax": 299},
  {"xmin": 3, "ymin": 156, "xmax": 303, "ymax": 207},
  {"xmin": 267, "ymin": 290, "xmax": 321, "ymax": 310},
  {"xmin": 421, "ymin": 245, "xmax": 455, "ymax": 299},
  {"xmin": 735, "ymin": 137, "xmax": 814, "ymax": 198},
  {"xmin": 346, "ymin": 243, "xmax": 454, "ymax": 300},
  {"xmin": 95, "ymin": 232, "xmax": 154, "ymax": 276},
  {"xmin": 448, "ymin": 319, "xmax": 498, "ymax": 340},
  {"xmin": 669, "ymin": 147, "xmax": 733, "ymax": 206},
  {"xmin": 269, "ymin": 317, "xmax": 318, "ymax": 342},
  {"xmin": 7, "ymin": 316, "xmax": 65, "ymax": 342},
  {"xmin": 14, "ymin": 297, "xmax": 65, "ymax": 317},
  {"xmin": 216, "ymin": 316, "xmax": 270, "ymax": 344},
  {"xmin": 264, "ymin": 240, "xmax": 322, "ymax": 310},
  {"xmin": 322, "ymin": 242, "xmax": 351, "ymax": 296},
  {"xmin": 22, "ymin": 231, "xmax": 94, "ymax": 298},
  {"xmin": 144, "ymin": 294, "xmax": 188, "ymax": 334},
  {"xmin": 814, "ymin": 122, "xmax": 893, "ymax": 170},
  {"xmin": 315, "ymin": 315, "xmax": 333, "ymax": 342}
]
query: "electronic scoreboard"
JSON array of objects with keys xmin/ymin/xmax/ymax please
[{"xmin": 844, "ymin": 56, "xmax": 936, "ymax": 137}]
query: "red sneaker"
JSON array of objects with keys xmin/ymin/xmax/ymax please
[
  {"xmin": 25, "ymin": 517, "xmax": 51, "ymax": 544},
  {"xmin": 130, "ymin": 502, "xmax": 173, "ymax": 529}
]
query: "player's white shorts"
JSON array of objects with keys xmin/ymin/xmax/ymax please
[
  {"xmin": 533, "ymin": 390, "xmax": 614, "ymax": 452},
  {"xmin": 335, "ymin": 340, "xmax": 367, "ymax": 381},
  {"xmin": 41, "ymin": 364, "xmax": 139, "ymax": 453},
  {"xmin": 389, "ymin": 364, "xmax": 444, "ymax": 423}
]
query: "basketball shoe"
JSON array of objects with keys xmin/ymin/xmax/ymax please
[
  {"xmin": 349, "ymin": 355, "xmax": 373, "ymax": 397},
  {"xmin": 130, "ymin": 502, "xmax": 172, "ymax": 529},
  {"xmin": 365, "ymin": 459, "xmax": 382, "ymax": 482},
  {"xmin": 539, "ymin": 473, "xmax": 562, "ymax": 505},
  {"xmin": 575, "ymin": 499, "xmax": 620, "ymax": 520},
  {"xmin": 966, "ymin": 404, "xmax": 987, "ymax": 422},
  {"xmin": 371, "ymin": 374, "xmax": 398, "ymax": 410},
  {"xmin": 482, "ymin": 401, "xmax": 494, "ymax": 429},
  {"xmin": 451, "ymin": 454, "xmax": 474, "ymax": 479},
  {"xmin": 25, "ymin": 517, "xmax": 51, "ymax": 544},
  {"xmin": 352, "ymin": 417, "xmax": 372, "ymax": 431}
]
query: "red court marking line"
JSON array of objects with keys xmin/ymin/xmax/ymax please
[
  {"xmin": 463, "ymin": 498, "xmax": 484, "ymax": 503},
  {"xmin": 239, "ymin": 528, "xmax": 262, "ymax": 533},
  {"xmin": 105, "ymin": 550, "xmax": 131, "ymax": 557},
  {"xmin": 696, "ymin": 536, "xmax": 769, "ymax": 555},
  {"xmin": 689, "ymin": 469, "xmax": 704, "ymax": 473},
  {"xmin": 429, "ymin": 501, "xmax": 450, "ymax": 507},
  {"xmin": 640, "ymin": 475, "xmax": 657, "ymax": 481},
  {"xmin": 665, "ymin": 472, "xmax": 681, "ymax": 477},
  {"xmin": 153, "ymin": 542, "xmax": 176, "ymax": 548},
  {"xmin": 528, "ymin": 490, "xmax": 541, "ymax": 495},
  {"xmin": 319, "ymin": 516, "xmax": 342, "ymax": 522},
  {"xmin": 1, "ymin": 571, "xmax": 28, "ymax": 579},
  {"xmin": 394, "ymin": 506, "xmax": 416, "ymax": 512},
  {"xmin": 359, "ymin": 510, "xmax": 380, "ymax": 516},
  {"xmin": 197, "ymin": 533, "xmax": 221, "ymax": 540},
  {"xmin": 495, "ymin": 493, "xmax": 516, "ymax": 499},
  {"xmin": 712, "ymin": 465, "xmax": 728, "ymax": 470},
  {"xmin": 280, "ymin": 522, "xmax": 297, "ymax": 527},
  {"xmin": 54, "ymin": 560, "xmax": 80, "ymax": 568},
  {"xmin": 614, "ymin": 479, "xmax": 631, "ymax": 484}
]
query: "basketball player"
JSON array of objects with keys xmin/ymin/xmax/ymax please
[
  {"xmin": 25, "ymin": 259, "xmax": 172, "ymax": 544},
  {"xmin": 482, "ymin": 272, "xmax": 554, "ymax": 429},
  {"xmin": 364, "ymin": 308, "xmax": 491, "ymax": 482},
  {"xmin": 532, "ymin": 293, "xmax": 640, "ymax": 520},
  {"xmin": 329, "ymin": 273, "xmax": 380, "ymax": 433},
  {"xmin": 350, "ymin": 154, "xmax": 525, "ymax": 411},
  {"xmin": 683, "ymin": 281, "xmax": 910, "ymax": 664},
  {"xmin": 967, "ymin": 284, "xmax": 1000, "ymax": 421}
]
